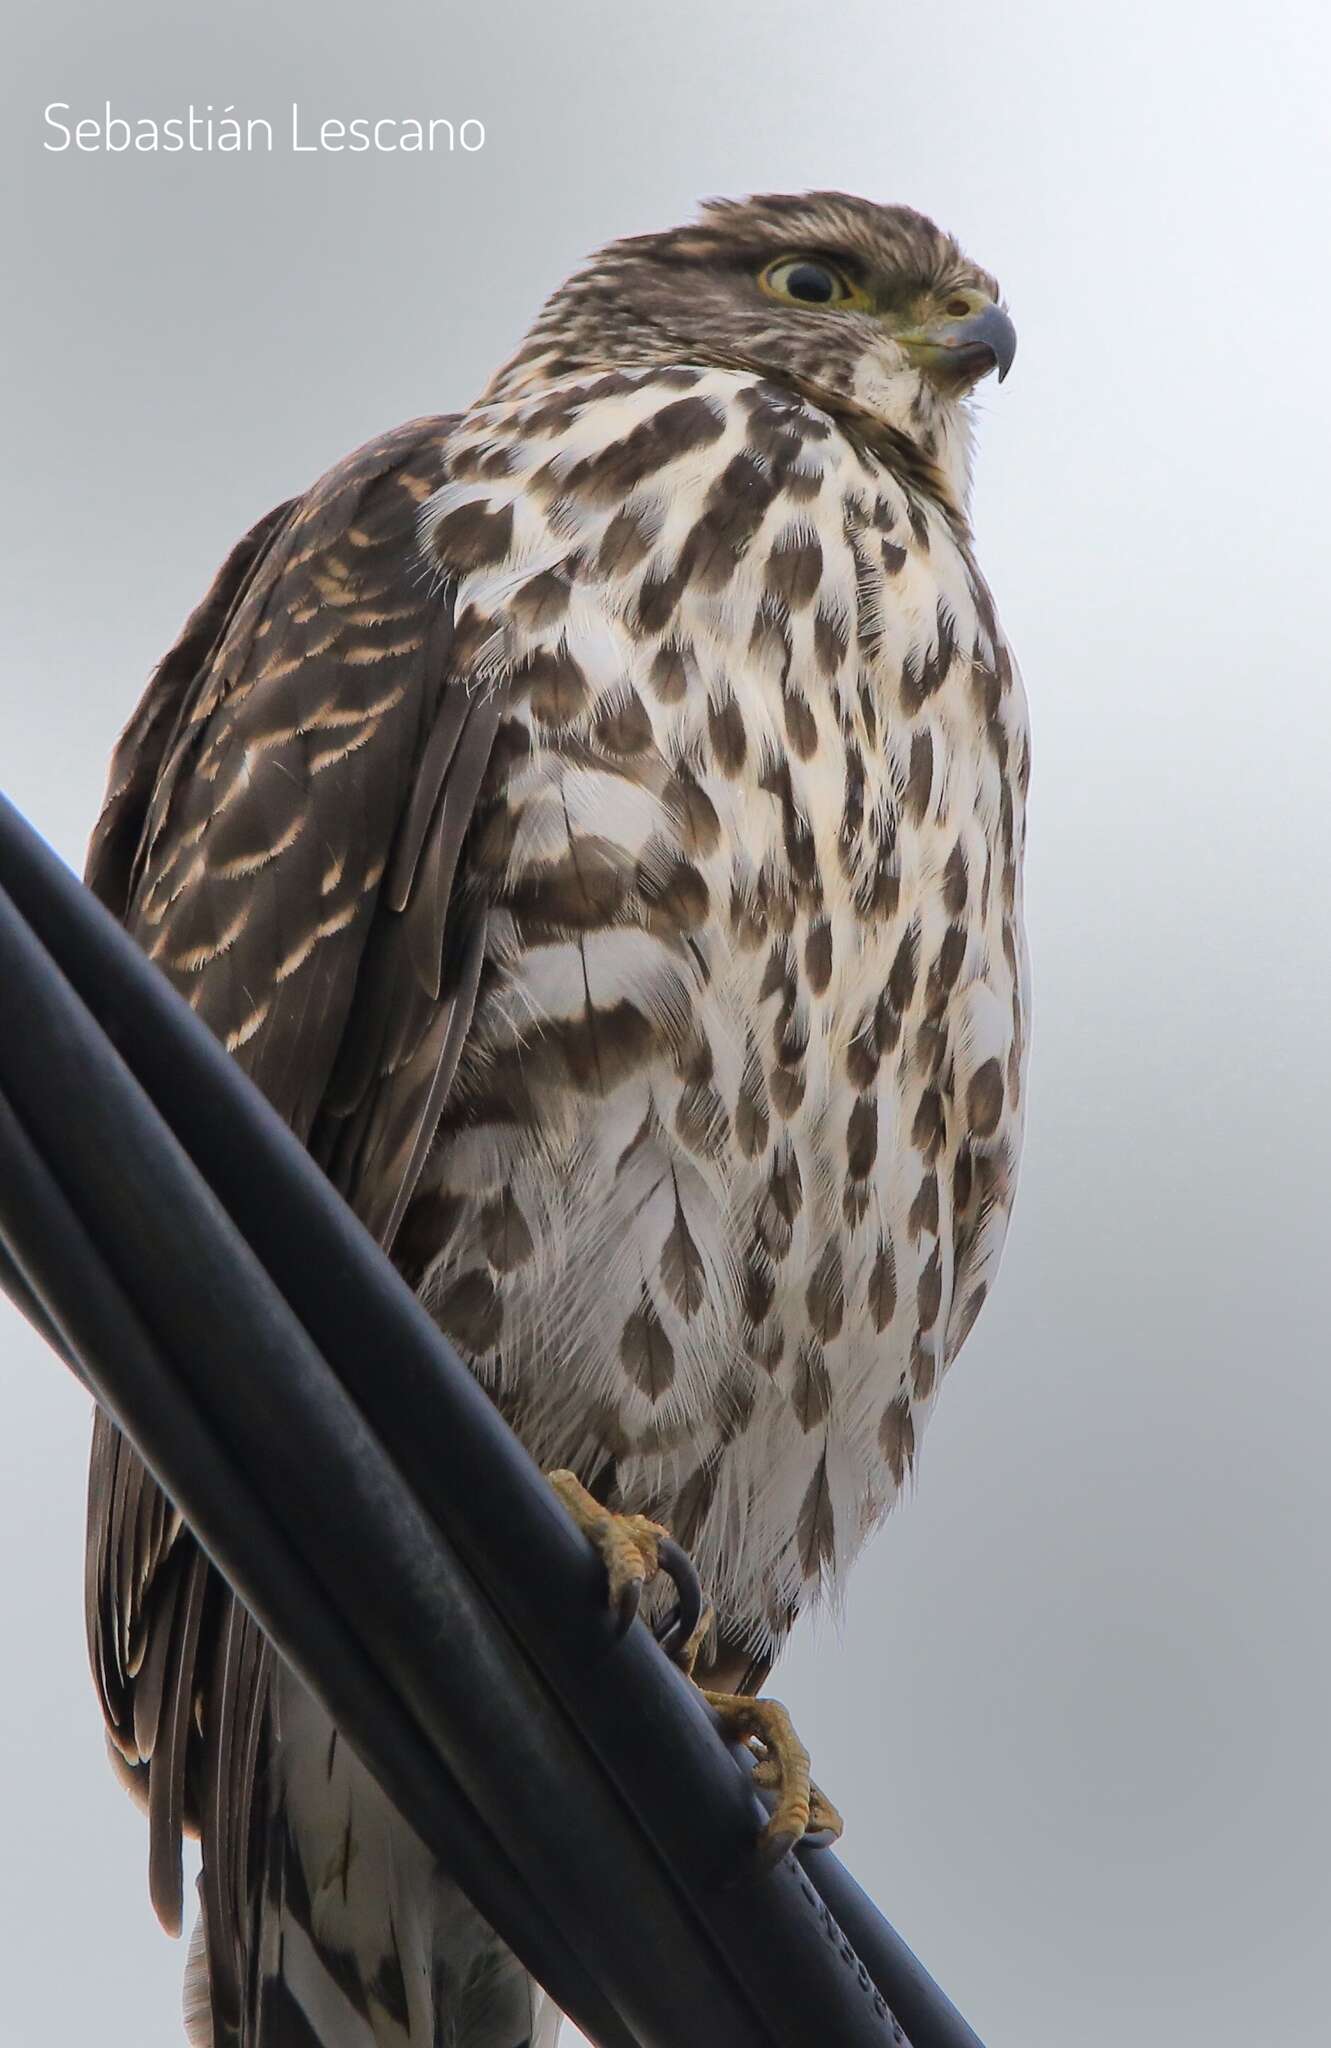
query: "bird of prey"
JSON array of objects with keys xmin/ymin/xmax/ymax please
[{"xmin": 83, "ymin": 191, "xmax": 1029, "ymax": 2048}]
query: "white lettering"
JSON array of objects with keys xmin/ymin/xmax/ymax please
[{"xmin": 41, "ymin": 102, "xmax": 485, "ymax": 159}]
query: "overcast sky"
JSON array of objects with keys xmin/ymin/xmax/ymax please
[{"xmin": 4, "ymin": 3, "xmax": 1331, "ymax": 2044}]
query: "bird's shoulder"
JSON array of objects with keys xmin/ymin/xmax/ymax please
[
  {"xmin": 89, "ymin": 413, "xmax": 459, "ymax": 924},
  {"xmin": 86, "ymin": 413, "xmax": 507, "ymax": 1198}
]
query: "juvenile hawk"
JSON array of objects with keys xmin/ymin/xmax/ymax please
[{"xmin": 84, "ymin": 192, "xmax": 1029, "ymax": 2047}]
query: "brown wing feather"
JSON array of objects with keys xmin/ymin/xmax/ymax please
[
  {"xmin": 315, "ymin": 680, "xmax": 505, "ymax": 1244},
  {"xmin": 123, "ymin": 415, "xmax": 465, "ymax": 1143},
  {"xmin": 81, "ymin": 414, "xmax": 503, "ymax": 2024},
  {"xmin": 87, "ymin": 500, "xmax": 300, "ymax": 924}
]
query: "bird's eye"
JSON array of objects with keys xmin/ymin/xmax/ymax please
[{"xmin": 759, "ymin": 256, "xmax": 864, "ymax": 309}]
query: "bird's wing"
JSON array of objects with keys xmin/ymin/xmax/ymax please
[{"xmin": 82, "ymin": 413, "xmax": 509, "ymax": 2030}]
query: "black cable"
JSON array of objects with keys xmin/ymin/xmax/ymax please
[
  {"xmin": 0, "ymin": 906, "xmax": 761, "ymax": 2048},
  {"xmin": 0, "ymin": 790, "xmax": 988, "ymax": 2047},
  {"xmin": 0, "ymin": 1087, "xmax": 631, "ymax": 2048},
  {"xmin": 801, "ymin": 1852, "xmax": 985, "ymax": 2048}
]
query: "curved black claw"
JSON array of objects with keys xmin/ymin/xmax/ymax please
[
  {"xmin": 652, "ymin": 1535, "xmax": 704, "ymax": 1665},
  {"xmin": 614, "ymin": 1573, "xmax": 643, "ymax": 1639},
  {"xmin": 755, "ymin": 1820, "xmax": 802, "ymax": 1874},
  {"xmin": 749, "ymin": 1793, "xmax": 842, "ymax": 1870},
  {"xmin": 749, "ymin": 1780, "xmax": 832, "ymax": 1869}
]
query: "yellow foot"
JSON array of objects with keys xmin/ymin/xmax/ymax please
[
  {"xmin": 703, "ymin": 1690, "xmax": 844, "ymax": 1866},
  {"xmin": 547, "ymin": 1468, "xmax": 698, "ymax": 1640},
  {"xmin": 549, "ymin": 1469, "xmax": 842, "ymax": 1867}
]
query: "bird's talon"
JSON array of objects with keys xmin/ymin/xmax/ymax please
[
  {"xmin": 651, "ymin": 1534, "xmax": 705, "ymax": 1665},
  {"xmin": 704, "ymin": 1689, "xmax": 840, "ymax": 1865},
  {"xmin": 547, "ymin": 1470, "xmax": 837, "ymax": 1862},
  {"xmin": 802, "ymin": 1780, "xmax": 845, "ymax": 1848},
  {"xmin": 614, "ymin": 1573, "xmax": 643, "ymax": 1637},
  {"xmin": 548, "ymin": 1469, "xmax": 670, "ymax": 1639},
  {"xmin": 755, "ymin": 1819, "xmax": 803, "ymax": 1873}
]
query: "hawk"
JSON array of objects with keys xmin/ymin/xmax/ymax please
[{"xmin": 83, "ymin": 192, "xmax": 1029, "ymax": 2048}]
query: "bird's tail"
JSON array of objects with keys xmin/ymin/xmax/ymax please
[
  {"xmin": 183, "ymin": 1910, "xmax": 212, "ymax": 2048},
  {"xmin": 184, "ymin": 1662, "xmax": 544, "ymax": 2047},
  {"xmin": 530, "ymin": 1998, "xmax": 565, "ymax": 2048}
]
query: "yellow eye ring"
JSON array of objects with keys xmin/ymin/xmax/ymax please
[{"xmin": 759, "ymin": 255, "xmax": 870, "ymax": 311}]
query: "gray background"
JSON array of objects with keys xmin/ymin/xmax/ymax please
[{"xmin": 3, "ymin": 2, "xmax": 1330, "ymax": 2043}]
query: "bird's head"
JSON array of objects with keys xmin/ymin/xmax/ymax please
[{"xmin": 486, "ymin": 191, "xmax": 1014, "ymax": 507}]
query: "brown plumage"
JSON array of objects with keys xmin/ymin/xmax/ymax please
[
  {"xmin": 84, "ymin": 417, "xmax": 496, "ymax": 2034},
  {"xmin": 84, "ymin": 193, "xmax": 1029, "ymax": 2048}
]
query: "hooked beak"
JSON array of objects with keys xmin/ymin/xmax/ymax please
[{"xmin": 899, "ymin": 300, "xmax": 1017, "ymax": 390}]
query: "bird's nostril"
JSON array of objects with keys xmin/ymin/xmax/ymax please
[{"xmin": 945, "ymin": 296, "xmax": 974, "ymax": 318}]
